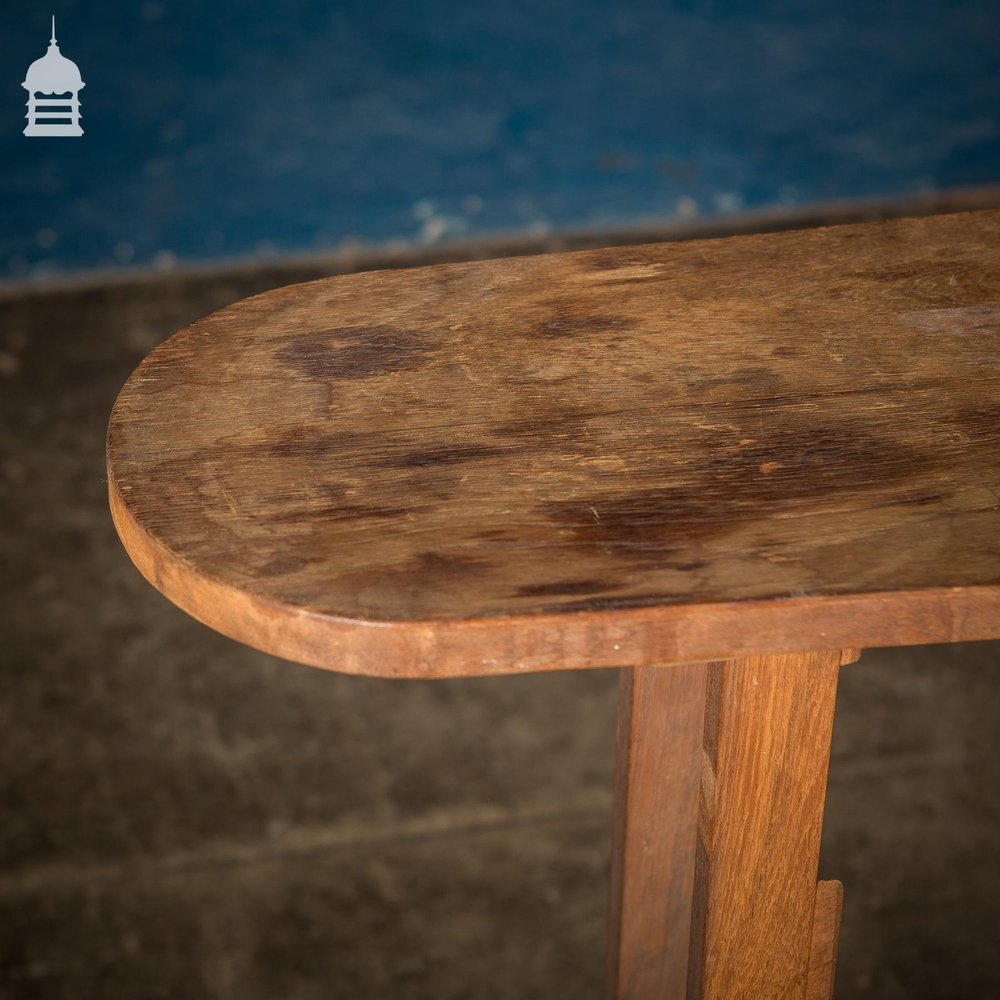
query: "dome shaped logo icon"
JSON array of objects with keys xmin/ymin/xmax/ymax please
[{"xmin": 22, "ymin": 16, "xmax": 85, "ymax": 137}]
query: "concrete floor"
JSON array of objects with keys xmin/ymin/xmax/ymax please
[{"xmin": 1, "ymin": 239, "xmax": 998, "ymax": 998}]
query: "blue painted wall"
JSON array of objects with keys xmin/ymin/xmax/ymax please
[{"xmin": 2, "ymin": 1, "xmax": 999, "ymax": 281}]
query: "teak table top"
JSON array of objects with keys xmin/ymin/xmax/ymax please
[{"xmin": 108, "ymin": 210, "xmax": 1000, "ymax": 677}]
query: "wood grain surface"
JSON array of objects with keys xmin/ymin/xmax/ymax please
[
  {"xmin": 805, "ymin": 880, "xmax": 844, "ymax": 1000},
  {"xmin": 108, "ymin": 210, "xmax": 1000, "ymax": 677},
  {"xmin": 608, "ymin": 662, "xmax": 707, "ymax": 998},
  {"xmin": 691, "ymin": 651, "xmax": 843, "ymax": 999},
  {"xmin": 607, "ymin": 651, "xmax": 849, "ymax": 1000}
]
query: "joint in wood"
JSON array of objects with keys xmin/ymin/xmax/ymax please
[{"xmin": 805, "ymin": 879, "xmax": 844, "ymax": 1000}]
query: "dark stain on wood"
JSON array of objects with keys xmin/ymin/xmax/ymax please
[
  {"xmin": 107, "ymin": 210, "xmax": 1000, "ymax": 675},
  {"xmin": 265, "ymin": 429, "xmax": 372, "ymax": 459},
  {"xmin": 527, "ymin": 312, "xmax": 629, "ymax": 339},
  {"xmin": 268, "ymin": 502, "xmax": 414, "ymax": 524},
  {"xmin": 412, "ymin": 550, "xmax": 493, "ymax": 577},
  {"xmin": 492, "ymin": 410, "xmax": 598, "ymax": 441},
  {"xmin": 539, "ymin": 419, "xmax": 937, "ymax": 560},
  {"xmin": 372, "ymin": 442, "xmax": 508, "ymax": 469},
  {"xmin": 514, "ymin": 578, "xmax": 624, "ymax": 598},
  {"xmin": 277, "ymin": 325, "xmax": 435, "ymax": 380},
  {"xmin": 688, "ymin": 364, "xmax": 788, "ymax": 393},
  {"xmin": 953, "ymin": 403, "xmax": 1000, "ymax": 441}
]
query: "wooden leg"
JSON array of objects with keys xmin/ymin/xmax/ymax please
[
  {"xmin": 608, "ymin": 650, "xmax": 854, "ymax": 1000},
  {"xmin": 805, "ymin": 880, "xmax": 844, "ymax": 1000},
  {"xmin": 607, "ymin": 661, "xmax": 707, "ymax": 999}
]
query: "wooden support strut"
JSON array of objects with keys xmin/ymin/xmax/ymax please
[{"xmin": 608, "ymin": 649, "xmax": 857, "ymax": 1000}]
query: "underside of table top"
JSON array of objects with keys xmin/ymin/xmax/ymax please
[{"xmin": 107, "ymin": 210, "xmax": 1000, "ymax": 676}]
